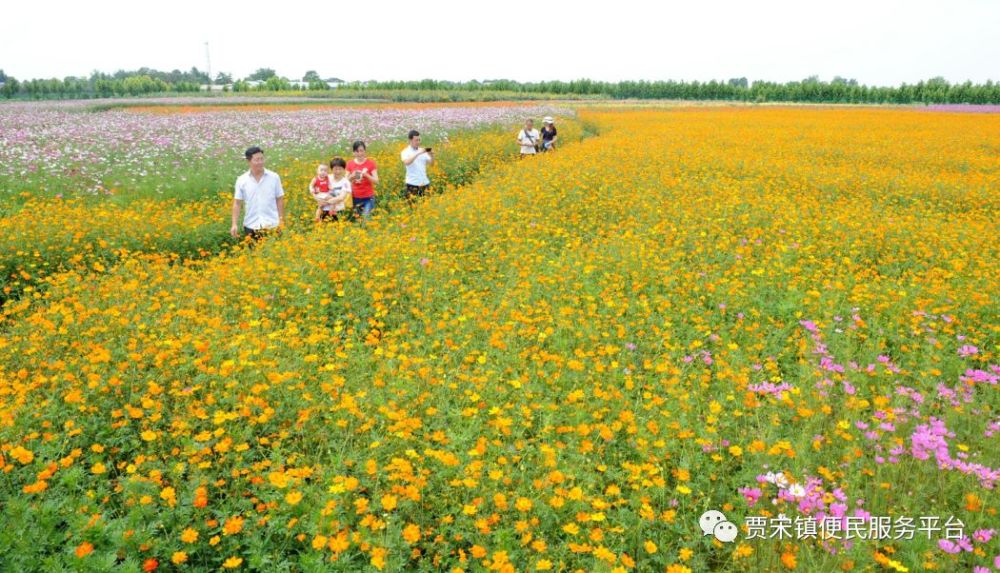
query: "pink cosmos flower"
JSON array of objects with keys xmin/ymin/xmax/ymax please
[
  {"xmin": 738, "ymin": 487, "xmax": 762, "ymax": 507},
  {"xmin": 799, "ymin": 320, "xmax": 818, "ymax": 333},
  {"xmin": 958, "ymin": 344, "xmax": 979, "ymax": 357},
  {"xmin": 972, "ymin": 528, "xmax": 994, "ymax": 543}
]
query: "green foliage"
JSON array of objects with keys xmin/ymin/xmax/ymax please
[
  {"xmin": 2, "ymin": 76, "xmax": 21, "ymax": 98},
  {"xmin": 4, "ymin": 69, "xmax": 1000, "ymax": 104},
  {"xmin": 334, "ymin": 77, "xmax": 1000, "ymax": 104},
  {"xmin": 262, "ymin": 76, "xmax": 293, "ymax": 91},
  {"xmin": 247, "ymin": 67, "xmax": 278, "ymax": 81}
]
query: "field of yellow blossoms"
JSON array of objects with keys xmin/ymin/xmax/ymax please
[{"xmin": 0, "ymin": 104, "xmax": 998, "ymax": 572}]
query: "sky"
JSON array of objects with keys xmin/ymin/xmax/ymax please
[{"xmin": 3, "ymin": 0, "xmax": 998, "ymax": 86}]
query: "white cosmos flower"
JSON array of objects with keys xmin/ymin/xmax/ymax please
[{"xmin": 775, "ymin": 473, "xmax": 790, "ymax": 488}]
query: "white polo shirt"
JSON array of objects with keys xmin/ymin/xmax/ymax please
[
  {"xmin": 234, "ymin": 168, "xmax": 284, "ymax": 230},
  {"xmin": 518, "ymin": 128, "xmax": 540, "ymax": 154},
  {"xmin": 400, "ymin": 146, "xmax": 432, "ymax": 186}
]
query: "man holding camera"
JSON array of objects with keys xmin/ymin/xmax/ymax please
[{"xmin": 401, "ymin": 129, "xmax": 433, "ymax": 205}]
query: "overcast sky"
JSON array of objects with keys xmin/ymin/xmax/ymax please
[{"xmin": 3, "ymin": 0, "xmax": 998, "ymax": 85}]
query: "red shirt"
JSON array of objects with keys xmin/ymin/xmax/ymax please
[
  {"xmin": 346, "ymin": 159, "xmax": 377, "ymax": 199},
  {"xmin": 311, "ymin": 175, "xmax": 330, "ymax": 195}
]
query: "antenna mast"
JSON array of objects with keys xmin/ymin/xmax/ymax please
[{"xmin": 204, "ymin": 42, "xmax": 211, "ymax": 89}]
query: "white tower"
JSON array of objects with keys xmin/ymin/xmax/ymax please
[{"xmin": 204, "ymin": 42, "xmax": 211, "ymax": 90}]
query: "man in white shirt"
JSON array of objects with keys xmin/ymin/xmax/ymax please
[
  {"xmin": 231, "ymin": 146, "xmax": 285, "ymax": 240},
  {"xmin": 517, "ymin": 119, "xmax": 540, "ymax": 156},
  {"xmin": 400, "ymin": 129, "xmax": 433, "ymax": 205}
]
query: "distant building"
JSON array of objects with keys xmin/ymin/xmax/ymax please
[
  {"xmin": 229, "ymin": 78, "xmax": 346, "ymax": 90},
  {"xmin": 290, "ymin": 79, "xmax": 344, "ymax": 89}
]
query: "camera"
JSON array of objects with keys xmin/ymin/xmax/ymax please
[{"xmin": 425, "ymin": 147, "xmax": 432, "ymax": 153}]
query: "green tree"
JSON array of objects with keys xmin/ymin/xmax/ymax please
[
  {"xmin": 1, "ymin": 76, "xmax": 19, "ymax": 98},
  {"xmin": 247, "ymin": 68, "xmax": 277, "ymax": 81},
  {"xmin": 262, "ymin": 76, "xmax": 291, "ymax": 91},
  {"xmin": 189, "ymin": 67, "xmax": 210, "ymax": 84},
  {"xmin": 302, "ymin": 70, "xmax": 321, "ymax": 82},
  {"xmin": 214, "ymin": 72, "xmax": 233, "ymax": 85}
]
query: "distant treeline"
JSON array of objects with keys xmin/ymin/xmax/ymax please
[
  {"xmin": 338, "ymin": 77, "xmax": 1000, "ymax": 104},
  {"xmin": 0, "ymin": 68, "xmax": 210, "ymax": 98},
  {"xmin": 2, "ymin": 68, "xmax": 999, "ymax": 104}
]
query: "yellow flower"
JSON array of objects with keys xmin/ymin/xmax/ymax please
[
  {"xmin": 285, "ymin": 491, "xmax": 303, "ymax": 506},
  {"xmin": 222, "ymin": 556, "xmax": 243, "ymax": 569},
  {"xmin": 159, "ymin": 487, "xmax": 176, "ymax": 506},
  {"xmin": 10, "ymin": 446, "xmax": 34, "ymax": 465},
  {"xmin": 22, "ymin": 480, "xmax": 48, "ymax": 494},
  {"xmin": 781, "ymin": 552, "xmax": 797, "ymax": 569},
  {"xmin": 91, "ymin": 462, "xmax": 106, "ymax": 475},
  {"xmin": 381, "ymin": 493, "xmax": 398, "ymax": 511},
  {"xmin": 328, "ymin": 532, "xmax": 350, "ymax": 553},
  {"xmin": 644, "ymin": 540, "xmax": 657, "ymax": 554},
  {"xmin": 515, "ymin": 497, "xmax": 533, "ymax": 512},
  {"xmin": 402, "ymin": 523, "xmax": 421, "ymax": 544},
  {"xmin": 370, "ymin": 547, "xmax": 387, "ymax": 570},
  {"xmin": 75, "ymin": 542, "xmax": 94, "ymax": 558},
  {"xmin": 171, "ymin": 552, "xmax": 188, "ymax": 565},
  {"xmin": 268, "ymin": 471, "xmax": 288, "ymax": 489},
  {"xmin": 222, "ymin": 516, "xmax": 244, "ymax": 535},
  {"xmin": 180, "ymin": 528, "xmax": 199, "ymax": 543}
]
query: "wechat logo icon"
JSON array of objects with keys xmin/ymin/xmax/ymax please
[{"xmin": 699, "ymin": 510, "xmax": 738, "ymax": 543}]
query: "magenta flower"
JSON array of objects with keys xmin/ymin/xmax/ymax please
[
  {"xmin": 972, "ymin": 529, "xmax": 994, "ymax": 543},
  {"xmin": 938, "ymin": 539, "xmax": 961, "ymax": 554},
  {"xmin": 738, "ymin": 487, "xmax": 762, "ymax": 507},
  {"xmin": 958, "ymin": 344, "xmax": 979, "ymax": 357}
]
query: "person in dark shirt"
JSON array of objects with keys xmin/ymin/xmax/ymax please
[{"xmin": 541, "ymin": 116, "xmax": 558, "ymax": 151}]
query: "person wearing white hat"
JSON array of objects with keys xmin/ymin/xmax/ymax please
[{"xmin": 541, "ymin": 116, "xmax": 558, "ymax": 152}]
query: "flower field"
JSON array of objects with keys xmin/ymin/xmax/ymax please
[
  {"xmin": 0, "ymin": 103, "xmax": 579, "ymax": 306},
  {"xmin": 0, "ymin": 104, "xmax": 998, "ymax": 572}
]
